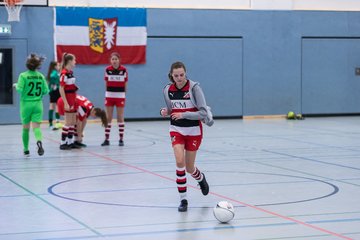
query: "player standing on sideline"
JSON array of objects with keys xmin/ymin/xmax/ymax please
[
  {"xmin": 101, "ymin": 52, "xmax": 128, "ymax": 147},
  {"xmin": 14, "ymin": 53, "xmax": 49, "ymax": 156},
  {"xmin": 160, "ymin": 61, "xmax": 214, "ymax": 212},
  {"xmin": 57, "ymin": 95, "xmax": 108, "ymax": 147},
  {"xmin": 46, "ymin": 61, "xmax": 61, "ymax": 130},
  {"xmin": 59, "ymin": 53, "xmax": 79, "ymax": 150}
]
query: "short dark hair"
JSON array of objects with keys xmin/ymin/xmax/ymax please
[{"xmin": 26, "ymin": 53, "xmax": 45, "ymax": 71}]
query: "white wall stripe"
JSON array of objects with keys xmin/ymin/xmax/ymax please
[
  {"xmin": 56, "ymin": 26, "xmax": 147, "ymax": 46},
  {"xmin": 48, "ymin": 0, "xmax": 360, "ymax": 11}
]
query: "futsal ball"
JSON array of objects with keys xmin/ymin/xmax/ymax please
[
  {"xmin": 287, "ymin": 111, "xmax": 296, "ymax": 119},
  {"xmin": 213, "ymin": 201, "xmax": 235, "ymax": 223}
]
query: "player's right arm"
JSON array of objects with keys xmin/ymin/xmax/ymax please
[
  {"xmin": 59, "ymin": 73, "xmax": 70, "ymax": 111},
  {"xmin": 59, "ymin": 86, "xmax": 70, "ymax": 111},
  {"xmin": 15, "ymin": 73, "xmax": 25, "ymax": 94}
]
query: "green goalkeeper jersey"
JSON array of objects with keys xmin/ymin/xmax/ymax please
[
  {"xmin": 49, "ymin": 69, "xmax": 60, "ymax": 92},
  {"xmin": 16, "ymin": 70, "xmax": 49, "ymax": 101}
]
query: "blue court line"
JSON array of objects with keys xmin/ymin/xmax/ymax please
[
  {"xmin": 224, "ymin": 138, "xmax": 360, "ymax": 171},
  {"xmin": 43, "ymin": 135, "xmax": 353, "ymax": 239},
  {"xmin": 45, "ymin": 171, "xmax": 338, "ymax": 209},
  {"xmin": 239, "ymin": 124, "xmax": 360, "ymax": 154},
  {"xmin": 0, "ymin": 178, "xmax": 333, "ymax": 198},
  {"xmin": 0, "ymin": 172, "xmax": 102, "ymax": 237},
  {"xmin": 1, "ymin": 170, "xmax": 357, "ymax": 199},
  {"xmin": 262, "ymin": 149, "xmax": 360, "ymax": 171},
  {"xmin": 0, "ymin": 163, "xmax": 119, "ymax": 172},
  {"xmin": 245, "ymin": 157, "xmax": 360, "ymax": 188},
  {"xmin": 96, "ymin": 211, "xmax": 360, "ymax": 230},
  {"xmin": 0, "ymin": 228, "xmax": 84, "ymax": 237},
  {"xmin": 35, "ymin": 218, "xmax": 360, "ymax": 240},
  {"xmin": 273, "ymin": 134, "xmax": 360, "ymax": 154}
]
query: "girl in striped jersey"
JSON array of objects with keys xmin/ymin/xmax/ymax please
[
  {"xmin": 57, "ymin": 95, "xmax": 108, "ymax": 147},
  {"xmin": 101, "ymin": 52, "xmax": 128, "ymax": 147},
  {"xmin": 160, "ymin": 62, "xmax": 214, "ymax": 212},
  {"xmin": 59, "ymin": 53, "xmax": 79, "ymax": 150}
]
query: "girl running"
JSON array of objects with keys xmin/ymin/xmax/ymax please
[
  {"xmin": 160, "ymin": 61, "xmax": 214, "ymax": 212},
  {"xmin": 46, "ymin": 61, "xmax": 61, "ymax": 130},
  {"xmin": 59, "ymin": 53, "xmax": 79, "ymax": 150},
  {"xmin": 14, "ymin": 53, "xmax": 49, "ymax": 156},
  {"xmin": 101, "ymin": 52, "xmax": 128, "ymax": 147}
]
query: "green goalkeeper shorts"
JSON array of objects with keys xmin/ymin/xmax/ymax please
[{"xmin": 20, "ymin": 100, "xmax": 43, "ymax": 124}]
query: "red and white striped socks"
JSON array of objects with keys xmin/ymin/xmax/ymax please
[
  {"xmin": 104, "ymin": 123, "xmax": 125, "ymax": 141},
  {"xmin": 191, "ymin": 167, "xmax": 204, "ymax": 182},
  {"xmin": 176, "ymin": 167, "xmax": 187, "ymax": 200},
  {"xmin": 61, "ymin": 125, "xmax": 69, "ymax": 145},
  {"xmin": 61, "ymin": 125, "xmax": 76, "ymax": 145},
  {"xmin": 105, "ymin": 124, "xmax": 111, "ymax": 140},
  {"xmin": 68, "ymin": 126, "xmax": 75, "ymax": 145},
  {"xmin": 118, "ymin": 122, "xmax": 125, "ymax": 140}
]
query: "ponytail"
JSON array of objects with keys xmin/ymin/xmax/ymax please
[
  {"xmin": 93, "ymin": 108, "xmax": 108, "ymax": 127},
  {"xmin": 61, "ymin": 52, "xmax": 75, "ymax": 70}
]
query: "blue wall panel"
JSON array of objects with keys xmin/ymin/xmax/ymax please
[
  {"xmin": 0, "ymin": 7, "xmax": 54, "ymax": 124},
  {"xmin": 0, "ymin": 39, "xmax": 27, "ymax": 124},
  {"xmin": 142, "ymin": 37, "xmax": 243, "ymax": 118},
  {"xmin": 1, "ymin": 7, "xmax": 360, "ymax": 123},
  {"xmin": 55, "ymin": 37, "xmax": 243, "ymax": 119},
  {"xmin": 302, "ymin": 38, "xmax": 360, "ymax": 114},
  {"xmin": 243, "ymin": 12, "xmax": 302, "ymax": 115}
]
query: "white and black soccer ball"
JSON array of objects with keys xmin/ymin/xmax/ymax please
[{"xmin": 213, "ymin": 201, "xmax": 235, "ymax": 223}]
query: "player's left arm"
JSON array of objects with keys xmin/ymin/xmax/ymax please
[
  {"xmin": 179, "ymin": 85, "xmax": 208, "ymax": 120},
  {"xmin": 124, "ymin": 70, "xmax": 128, "ymax": 92}
]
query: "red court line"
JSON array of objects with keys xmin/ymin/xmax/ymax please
[
  {"xmin": 82, "ymin": 148, "xmax": 352, "ymax": 240},
  {"xmin": 45, "ymin": 137, "xmax": 352, "ymax": 240}
]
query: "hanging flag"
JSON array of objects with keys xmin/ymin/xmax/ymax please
[{"xmin": 55, "ymin": 7, "xmax": 147, "ymax": 64}]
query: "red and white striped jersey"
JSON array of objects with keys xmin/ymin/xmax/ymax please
[
  {"xmin": 104, "ymin": 65, "xmax": 128, "ymax": 99},
  {"xmin": 168, "ymin": 80, "xmax": 201, "ymax": 136},
  {"xmin": 60, "ymin": 69, "xmax": 78, "ymax": 92},
  {"xmin": 76, "ymin": 95, "xmax": 93, "ymax": 121}
]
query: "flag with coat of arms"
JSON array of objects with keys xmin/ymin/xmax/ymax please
[{"xmin": 55, "ymin": 7, "xmax": 147, "ymax": 64}]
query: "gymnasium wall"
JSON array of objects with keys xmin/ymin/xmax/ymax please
[
  {"xmin": 1, "ymin": 7, "xmax": 360, "ymax": 123},
  {"xmin": 48, "ymin": 0, "xmax": 360, "ymax": 11}
]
